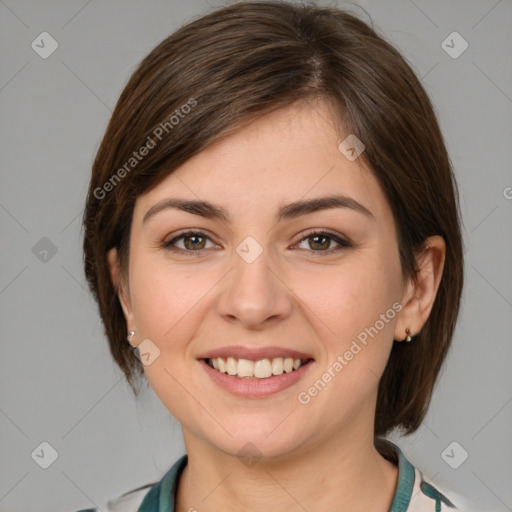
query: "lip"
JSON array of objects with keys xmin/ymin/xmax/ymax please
[
  {"xmin": 198, "ymin": 347, "xmax": 315, "ymax": 398},
  {"xmin": 197, "ymin": 345, "xmax": 314, "ymax": 361}
]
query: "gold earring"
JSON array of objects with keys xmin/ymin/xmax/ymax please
[{"xmin": 405, "ymin": 327, "xmax": 413, "ymax": 342}]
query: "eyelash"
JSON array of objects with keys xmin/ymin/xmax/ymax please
[{"xmin": 161, "ymin": 229, "xmax": 353, "ymax": 257}]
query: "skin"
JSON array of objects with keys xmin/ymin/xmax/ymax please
[{"xmin": 108, "ymin": 99, "xmax": 445, "ymax": 512}]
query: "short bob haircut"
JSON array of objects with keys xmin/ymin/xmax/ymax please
[{"xmin": 82, "ymin": 0, "xmax": 464, "ymax": 438}]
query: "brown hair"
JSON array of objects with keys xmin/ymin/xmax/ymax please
[{"xmin": 82, "ymin": 0, "xmax": 464, "ymax": 437}]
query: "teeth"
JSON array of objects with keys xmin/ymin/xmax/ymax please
[
  {"xmin": 283, "ymin": 358, "xmax": 293, "ymax": 373},
  {"xmin": 237, "ymin": 358, "xmax": 254, "ymax": 377},
  {"xmin": 254, "ymin": 359, "xmax": 272, "ymax": 378},
  {"xmin": 272, "ymin": 358, "xmax": 283, "ymax": 375},
  {"xmin": 208, "ymin": 356, "xmax": 307, "ymax": 378},
  {"xmin": 226, "ymin": 357, "xmax": 237, "ymax": 375}
]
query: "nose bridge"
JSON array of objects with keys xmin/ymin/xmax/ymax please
[{"xmin": 216, "ymin": 234, "xmax": 291, "ymax": 327}]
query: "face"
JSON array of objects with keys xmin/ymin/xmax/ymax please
[{"xmin": 112, "ymin": 100, "xmax": 413, "ymax": 460}]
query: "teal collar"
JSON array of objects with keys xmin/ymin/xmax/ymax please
[
  {"xmin": 387, "ymin": 440, "xmax": 416, "ymax": 511},
  {"xmin": 137, "ymin": 454, "xmax": 188, "ymax": 512},
  {"xmin": 137, "ymin": 440, "xmax": 416, "ymax": 512}
]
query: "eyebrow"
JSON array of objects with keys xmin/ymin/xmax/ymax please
[{"xmin": 142, "ymin": 194, "xmax": 374, "ymax": 225}]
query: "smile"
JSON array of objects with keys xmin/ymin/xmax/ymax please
[{"xmin": 205, "ymin": 356, "xmax": 311, "ymax": 379}]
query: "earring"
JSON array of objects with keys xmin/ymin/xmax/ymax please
[
  {"xmin": 127, "ymin": 331, "xmax": 136, "ymax": 345},
  {"xmin": 405, "ymin": 327, "xmax": 413, "ymax": 342}
]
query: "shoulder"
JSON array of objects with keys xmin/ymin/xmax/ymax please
[
  {"xmin": 72, "ymin": 455, "xmax": 188, "ymax": 512},
  {"xmin": 105, "ymin": 482, "xmax": 155, "ymax": 512},
  {"xmin": 71, "ymin": 481, "xmax": 155, "ymax": 512},
  {"xmin": 409, "ymin": 466, "xmax": 469, "ymax": 511},
  {"xmin": 376, "ymin": 438, "xmax": 471, "ymax": 512}
]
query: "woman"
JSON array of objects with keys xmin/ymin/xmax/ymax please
[{"xmin": 81, "ymin": 1, "xmax": 467, "ymax": 511}]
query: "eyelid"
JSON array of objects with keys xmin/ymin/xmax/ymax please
[
  {"xmin": 162, "ymin": 229, "xmax": 219, "ymax": 249},
  {"xmin": 162, "ymin": 228, "xmax": 352, "ymax": 256},
  {"xmin": 292, "ymin": 228, "xmax": 353, "ymax": 252}
]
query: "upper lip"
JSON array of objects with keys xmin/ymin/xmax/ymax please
[{"xmin": 197, "ymin": 345, "xmax": 315, "ymax": 361}]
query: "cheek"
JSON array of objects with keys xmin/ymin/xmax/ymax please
[
  {"xmin": 129, "ymin": 254, "xmax": 206, "ymax": 349},
  {"xmin": 296, "ymin": 255, "xmax": 402, "ymax": 344},
  {"xmin": 127, "ymin": 257, "xmax": 208, "ymax": 410},
  {"xmin": 296, "ymin": 256, "xmax": 402, "ymax": 411},
  {"xmin": 294, "ymin": 259, "xmax": 402, "ymax": 418}
]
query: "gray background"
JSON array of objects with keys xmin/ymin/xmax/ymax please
[{"xmin": 0, "ymin": 0, "xmax": 511, "ymax": 511}]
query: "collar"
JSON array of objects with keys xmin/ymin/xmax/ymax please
[{"xmin": 137, "ymin": 439, "xmax": 416, "ymax": 512}]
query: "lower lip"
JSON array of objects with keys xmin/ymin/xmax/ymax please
[{"xmin": 199, "ymin": 359, "xmax": 314, "ymax": 398}]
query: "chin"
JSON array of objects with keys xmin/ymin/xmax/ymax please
[{"xmin": 202, "ymin": 419, "xmax": 310, "ymax": 462}]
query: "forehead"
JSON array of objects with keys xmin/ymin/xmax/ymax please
[{"xmin": 133, "ymin": 101, "xmax": 391, "ymax": 225}]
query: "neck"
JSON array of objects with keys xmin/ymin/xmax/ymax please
[{"xmin": 175, "ymin": 426, "xmax": 398, "ymax": 512}]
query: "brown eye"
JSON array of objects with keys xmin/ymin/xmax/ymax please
[
  {"xmin": 182, "ymin": 233, "xmax": 207, "ymax": 250},
  {"xmin": 295, "ymin": 230, "xmax": 352, "ymax": 254},
  {"xmin": 162, "ymin": 230, "xmax": 215, "ymax": 254},
  {"xmin": 308, "ymin": 234, "xmax": 331, "ymax": 251}
]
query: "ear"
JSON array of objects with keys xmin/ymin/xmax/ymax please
[
  {"xmin": 394, "ymin": 235, "xmax": 446, "ymax": 341},
  {"xmin": 107, "ymin": 248, "xmax": 136, "ymax": 341}
]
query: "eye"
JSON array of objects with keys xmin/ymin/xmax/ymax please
[
  {"xmin": 162, "ymin": 230, "xmax": 217, "ymax": 255},
  {"xmin": 294, "ymin": 230, "xmax": 352, "ymax": 254},
  {"xmin": 161, "ymin": 229, "xmax": 352, "ymax": 256}
]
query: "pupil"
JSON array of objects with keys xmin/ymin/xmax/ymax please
[
  {"xmin": 312, "ymin": 235, "xmax": 328, "ymax": 250},
  {"xmin": 186, "ymin": 235, "xmax": 204, "ymax": 250}
]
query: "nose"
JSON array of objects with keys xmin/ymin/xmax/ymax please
[{"xmin": 215, "ymin": 241, "xmax": 293, "ymax": 329}]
